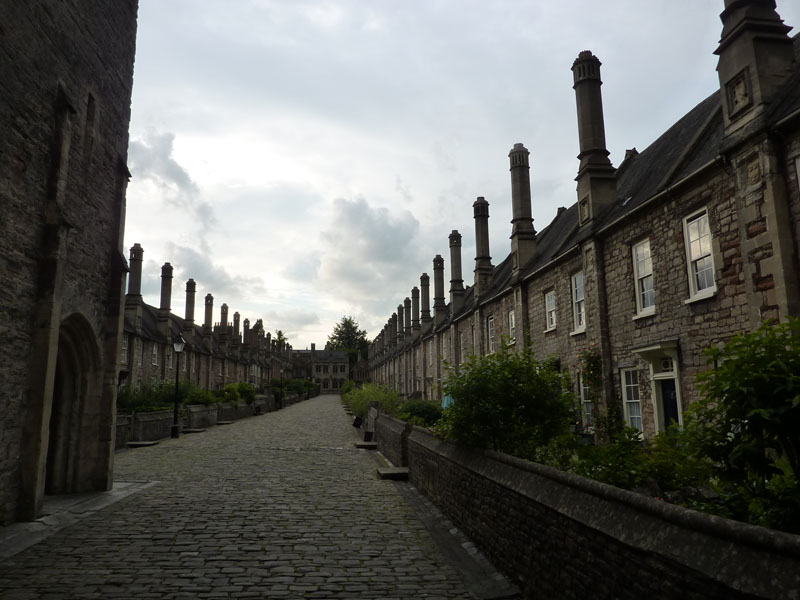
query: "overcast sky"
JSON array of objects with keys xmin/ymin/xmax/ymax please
[{"xmin": 124, "ymin": 0, "xmax": 800, "ymax": 350}]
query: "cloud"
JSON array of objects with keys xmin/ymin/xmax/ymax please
[
  {"xmin": 128, "ymin": 131, "xmax": 216, "ymax": 234},
  {"xmin": 167, "ymin": 244, "xmax": 267, "ymax": 302}
]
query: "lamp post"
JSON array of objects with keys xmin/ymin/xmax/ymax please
[
  {"xmin": 171, "ymin": 333, "xmax": 186, "ymax": 439},
  {"xmin": 279, "ymin": 367, "xmax": 284, "ymax": 409}
]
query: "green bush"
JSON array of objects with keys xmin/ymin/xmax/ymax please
[
  {"xmin": 237, "ymin": 382, "xmax": 256, "ymax": 404},
  {"xmin": 340, "ymin": 379, "xmax": 356, "ymax": 396},
  {"xmin": 436, "ymin": 344, "xmax": 576, "ymax": 457},
  {"xmin": 221, "ymin": 384, "xmax": 241, "ymax": 404},
  {"xmin": 399, "ymin": 399, "xmax": 442, "ymax": 427},
  {"xmin": 343, "ymin": 384, "xmax": 400, "ymax": 419}
]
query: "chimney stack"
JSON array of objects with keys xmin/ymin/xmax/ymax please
[
  {"xmin": 420, "ymin": 273, "xmax": 432, "ymax": 323},
  {"xmin": 184, "ymin": 279, "xmax": 196, "ymax": 331},
  {"xmin": 411, "ymin": 286, "xmax": 420, "ymax": 333},
  {"xmin": 220, "ymin": 303, "xmax": 229, "ymax": 328},
  {"xmin": 233, "ymin": 312, "xmax": 240, "ymax": 338},
  {"xmin": 391, "ymin": 313, "xmax": 398, "ymax": 347},
  {"xmin": 397, "ymin": 303, "xmax": 405, "ymax": 343},
  {"xmin": 404, "ymin": 297, "xmax": 412, "ymax": 336},
  {"xmin": 449, "ymin": 230, "xmax": 465, "ymax": 316},
  {"xmin": 159, "ymin": 263, "xmax": 173, "ymax": 311},
  {"xmin": 473, "ymin": 197, "xmax": 493, "ymax": 297},
  {"xmin": 509, "ymin": 143, "xmax": 537, "ymax": 275},
  {"xmin": 572, "ymin": 52, "xmax": 616, "ymax": 224},
  {"xmin": 243, "ymin": 318, "xmax": 250, "ymax": 344},
  {"xmin": 204, "ymin": 294, "xmax": 213, "ymax": 335},
  {"xmin": 128, "ymin": 243, "xmax": 143, "ymax": 296},
  {"xmin": 433, "ymin": 255, "xmax": 446, "ymax": 325},
  {"xmin": 715, "ymin": 0, "xmax": 794, "ymax": 134}
]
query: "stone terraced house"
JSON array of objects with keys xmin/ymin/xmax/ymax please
[
  {"xmin": 0, "ymin": 1, "xmax": 138, "ymax": 524},
  {"xmin": 369, "ymin": 0, "xmax": 800, "ymax": 440},
  {"xmin": 121, "ymin": 244, "xmax": 292, "ymax": 394}
]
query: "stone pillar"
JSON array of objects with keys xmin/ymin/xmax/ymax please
[
  {"xmin": 128, "ymin": 243, "xmax": 143, "ymax": 296},
  {"xmin": 420, "ymin": 273, "xmax": 431, "ymax": 323},
  {"xmin": 449, "ymin": 230, "xmax": 465, "ymax": 316},
  {"xmin": 509, "ymin": 143, "xmax": 537, "ymax": 275},
  {"xmin": 433, "ymin": 255, "xmax": 446, "ymax": 325},
  {"xmin": 473, "ymin": 196, "xmax": 493, "ymax": 297}
]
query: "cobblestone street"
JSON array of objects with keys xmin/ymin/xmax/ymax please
[{"xmin": 0, "ymin": 395, "xmax": 506, "ymax": 599}]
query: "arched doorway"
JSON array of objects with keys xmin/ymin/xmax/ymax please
[{"xmin": 45, "ymin": 314, "xmax": 103, "ymax": 495}]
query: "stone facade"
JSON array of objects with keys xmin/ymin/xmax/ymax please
[
  {"xmin": 120, "ymin": 245, "xmax": 293, "ymax": 395},
  {"xmin": 368, "ymin": 1, "xmax": 800, "ymax": 439},
  {"xmin": 0, "ymin": 1, "xmax": 138, "ymax": 524}
]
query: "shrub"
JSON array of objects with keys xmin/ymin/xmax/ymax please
[
  {"xmin": 399, "ymin": 399, "xmax": 442, "ymax": 427},
  {"xmin": 340, "ymin": 379, "xmax": 356, "ymax": 396},
  {"xmin": 237, "ymin": 382, "xmax": 256, "ymax": 404},
  {"xmin": 343, "ymin": 384, "xmax": 400, "ymax": 419},
  {"xmin": 221, "ymin": 384, "xmax": 241, "ymax": 404},
  {"xmin": 436, "ymin": 344, "xmax": 576, "ymax": 458}
]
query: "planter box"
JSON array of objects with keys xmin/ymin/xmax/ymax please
[
  {"xmin": 115, "ymin": 414, "xmax": 131, "ymax": 450},
  {"xmin": 375, "ymin": 413, "xmax": 410, "ymax": 467},
  {"xmin": 184, "ymin": 404, "xmax": 218, "ymax": 429},
  {"xmin": 131, "ymin": 409, "xmax": 173, "ymax": 441}
]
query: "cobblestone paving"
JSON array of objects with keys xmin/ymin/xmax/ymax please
[{"xmin": 0, "ymin": 395, "xmax": 475, "ymax": 599}]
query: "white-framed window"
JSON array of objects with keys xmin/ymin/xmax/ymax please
[
  {"xmin": 428, "ymin": 340, "xmax": 433, "ymax": 366},
  {"xmin": 545, "ymin": 290, "xmax": 557, "ymax": 331},
  {"xmin": 622, "ymin": 369, "xmax": 643, "ymax": 432},
  {"xmin": 508, "ymin": 310, "xmax": 516, "ymax": 344},
  {"xmin": 441, "ymin": 334, "xmax": 447, "ymax": 361},
  {"xmin": 632, "ymin": 239, "xmax": 655, "ymax": 316},
  {"xmin": 121, "ymin": 334, "xmax": 129, "ymax": 363},
  {"xmin": 487, "ymin": 315, "xmax": 495, "ymax": 353},
  {"xmin": 571, "ymin": 271, "xmax": 585, "ymax": 333},
  {"xmin": 192, "ymin": 355, "xmax": 197, "ymax": 374},
  {"xmin": 579, "ymin": 373, "xmax": 593, "ymax": 427},
  {"xmin": 182, "ymin": 353, "xmax": 187, "ymax": 372},
  {"xmin": 683, "ymin": 209, "xmax": 716, "ymax": 301},
  {"xmin": 135, "ymin": 379, "xmax": 141, "ymax": 391},
  {"xmin": 459, "ymin": 332, "xmax": 464, "ymax": 364},
  {"xmin": 151, "ymin": 343, "xmax": 158, "ymax": 366},
  {"xmin": 166, "ymin": 346, "xmax": 173, "ymax": 370}
]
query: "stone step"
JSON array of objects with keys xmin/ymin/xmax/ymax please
[
  {"xmin": 216, "ymin": 421, "xmax": 234, "ymax": 425},
  {"xmin": 126, "ymin": 441, "xmax": 159, "ymax": 448},
  {"xmin": 182, "ymin": 428, "xmax": 206, "ymax": 434},
  {"xmin": 355, "ymin": 441, "xmax": 377, "ymax": 450},
  {"xmin": 377, "ymin": 467, "xmax": 409, "ymax": 480}
]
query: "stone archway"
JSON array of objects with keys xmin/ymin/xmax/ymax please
[{"xmin": 45, "ymin": 313, "xmax": 103, "ymax": 495}]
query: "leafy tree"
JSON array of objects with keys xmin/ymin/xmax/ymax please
[
  {"xmin": 327, "ymin": 315, "xmax": 368, "ymax": 373},
  {"xmin": 273, "ymin": 330, "xmax": 287, "ymax": 346},
  {"xmin": 436, "ymin": 343, "xmax": 576, "ymax": 458}
]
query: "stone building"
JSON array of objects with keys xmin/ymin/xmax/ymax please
[
  {"xmin": 369, "ymin": 0, "xmax": 800, "ymax": 440},
  {"xmin": 292, "ymin": 344, "xmax": 349, "ymax": 392},
  {"xmin": 0, "ymin": 2, "xmax": 138, "ymax": 524},
  {"xmin": 121, "ymin": 244, "xmax": 292, "ymax": 394}
]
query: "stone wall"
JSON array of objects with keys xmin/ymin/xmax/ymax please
[
  {"xmin": 185, "ymin": 405, "xmax": 218, "ymax": 429},
  {"xmin": 0, "ymin": 0, "xmax": 138, "ymax": 524},
  {"xmin": 374, "ymin": 414, "xmax": 410, "ymax": 467},
  {"xmin": 130, "ymin": 410, "xmax": 173, "ymax": 443},
  {"xmin": 406, "ymin": 427, "xmax": 800, "ymax": 600}
]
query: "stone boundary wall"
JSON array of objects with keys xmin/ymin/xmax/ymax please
[
  {"xmin": 130, "ymin": 410, "xmax": 173, "ymax": 442},
  {"xmin": 405, "ymin": 427, "xmax": 800, "ymax": 600},
  {"xmin": 374, "ymin": 413, "xmax": 410, "ymax": 467},
  {"xmin": 115, "ymin": 415, "xmax": 131, "ymax": 450},
  {"xmin": 185, "ymin": 405, "xmax": 218, "ymax": 429}
]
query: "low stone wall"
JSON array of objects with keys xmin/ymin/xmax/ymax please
[
  {"xmin": 130, "ymin": 409, "xmax": 173, "ymax": 442},
  {"xmin": 406, "ymin": 427, "xmax": 800, "ymax": 600},
  {"xmin": 185, "ymin": 404, "xmax": 218, "ymax": 429},
  {"xmin": 374, "ymin": 413, "xmax": 410, "ymax": 467},
  {"xmin": 115, "ymin": 414, "xmax": 131, "ymax": 450},
  {"xmin": 216, "ymin": 403, "xmax": 254, "ymax": 421}
]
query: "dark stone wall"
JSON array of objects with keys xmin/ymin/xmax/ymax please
[
  {"xmin": 0, "ymin": 1, "xmax": 138, "ymax": 523},
  {"xmin": 407, "ymin": 428, "xmax": 800, "ymax": 600},
  {"xmin": 374, "ymin": 414, "xmax": 409, "ymax": 467}
]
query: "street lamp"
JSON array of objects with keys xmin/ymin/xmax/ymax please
[
  {"xmin": 279, "ymin": 367, "xmax": 284, "ymax": 408},
  {"xmin": 171, "ymin": 333, "xmax": 186, "ymax": 439}
]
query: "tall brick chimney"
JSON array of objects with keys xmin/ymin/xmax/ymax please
[
  {"xmin": 449, "ymin": 230, "xmax": 465, "ymax": 316},
  {"xmin": 184, "ymin": 279, "xmax": 196, "ymax": 332},
  {"xmin": 715, "ymin": 0, "xmax": 794, "ymax": 135},
  {"xmin": 397, "ymin": 303, "xmax": 405, "ymax": 343},
  {"xmin": 411, "ymin": 286, "xmax": 420, "ymax": 333},
  {"xmin": 128, "ymin": 243, "xmax": 143, "ymax": 296},
  {"xmin": 233, "ymin": 312, "xmax": 240, "ymax": 338},
  {"xmin": 509, "ymin": 143, "xmax": 537, "ymax": 275},
  {"xmin": 572, "ymin": 52, "xmax": 616, "ymax": 225},
  {"xmin": 433, "ymin": 255, "xmax": 446, "ymax": 325},
  {"xmin": 473, "ymin": 197, "xmax": 493, "ymax": 297},
  {"xmin": 204, "ymin": 294, "xmax": 213, "ymax": 335},
  {"xmin": 404, "ymin": 297, "xmax": 412, "ymax": 336},
  {"xmin": 159, "ymin": 263, "xmax": 173, "ymax": 311},
  {"xmin": 420, "ymin": 273, "xmax": 432, "ymax": 323},
  {"xmin": 220, "ymin": 303, "xmax": 229, "ymax": 328}
]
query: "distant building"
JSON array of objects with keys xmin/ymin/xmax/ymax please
[
  {"xmin": 0, "ymin": 1, "xmax": 139, "ymax": 524},
  {"xmin": 120, "ymin": 245, "xmax": 292, "ymax": 394},
  {"xmin": 369, "ymin": 0, "xmax": 800, "ymax": 440},
  {"xmin": 292, "ymin": 344, "xmax": 349, "ymax": 392}
]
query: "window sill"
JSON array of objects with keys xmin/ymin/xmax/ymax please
[
  {"xmin": 543, "ymin": 326, "xmax": 557, "ymax": 334},
  {"xmin": 570, "ymin": 327, "xmax": 586, "ymax": 337},
  {"xmin": 684, "ymin": 288, "xmax": 717, "ymax": 305},
  {"xmin": 632, "ymin": 309, "xmax": 655, "ymax": 321}
]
